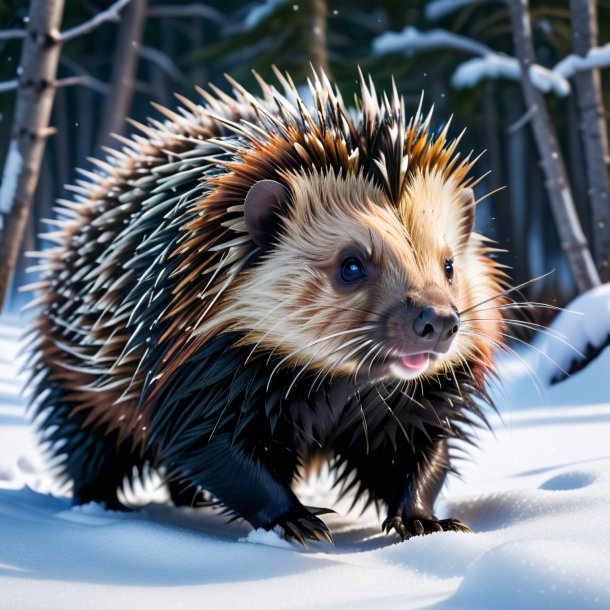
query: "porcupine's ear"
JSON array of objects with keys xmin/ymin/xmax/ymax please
[
  {"xmin": 456, "ymin": 188, "xmax": 476, "ymax": 247},
  {"xmin": 244, "ymin": 179, "xmax": 290, "ymax": 248}
]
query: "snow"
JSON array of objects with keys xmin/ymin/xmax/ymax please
[
  {"xmin": 554, "ymin": 43, "xmax": 610, "ymax": 80},
  {"xmin": 424, "ymin": 0, "xmax": 487, "ymax": 21},
  {"xmin": 0, "ymin": 140, "xmax": 23, "ymax": 231},
  {"xmin": 372, "ymin": 26, "xmax": 490, "ymax": 58},
  {"xmin": 1, "ymin": 285, "xmax": 610, "ymax": 609},
  {"xmin": 373, "ymin": 27, "xmax": 572, "ymax": 97},
  {"xmin": 244, "ymin": 0, "xmax": 290, "ymax": 30},
  {"xmin": 451, "ymin": 55, "xmax": 571, "ymax": 96}
]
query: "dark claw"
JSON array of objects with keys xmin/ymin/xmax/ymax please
[
  {"xmin": 382, "ymin": 515, "xmax": 471, "ymax": 540},
  {"xmin": 273, "ymin": 509, "xmax": 334, "ymax": 546}
]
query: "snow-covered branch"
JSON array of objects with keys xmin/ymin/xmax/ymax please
[
  {"xmin": 245, "ymin": 0, "xmax": 290, "ymax": 30},
  {"xmin": 0, "ymin": 79, "xmax": 18, "ymax": 93},
  {"xmin": 424, "ymin": 0, "xmax": 490, "ymax": 21},
  {"xmin": 373, "ymin": 26, "xmax": 571, "ymax": 96},
  {"xmin": 373, "ymin": 26, "xmax": 490, "ymax": 57},
  {"xmin": 452, "ymin": 55, "xmax": 570, "ymax": 96},
  {"xmin": 59, "ymin": 0, "xmax": 132, "ymax": 43},
  {"xmin": 555, "ymin": 43, "xmax": 610, "ymax": 80}
]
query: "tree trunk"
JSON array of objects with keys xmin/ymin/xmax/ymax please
[
  {"xmin": 508, "ymin": 0, "xmax": 600, "ymax": 293},
  {"xmin": 303, "ymin": 0, "xmax": 329, "ymax": 77},
  {"xmin": 96, "ymin": 0, "xmax": 148, "ymax": 152},
  {"xmin": 570, "ymin": 0, "xmax": 610, "ymax": 282},
  {"xmin": 0, "ymin": 0, "xmax": 65, "ymax": 312}
]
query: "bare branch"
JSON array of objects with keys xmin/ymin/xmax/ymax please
[
  {"xmin": 55, "ymin": 75, "xmax": 109, "ymax": 95},
  {"xmin": 139, "ymin": 45, "xmax": 186, "ymax": 83},
  {"xmin": 60, "ymin": 0, "xmax": 132, "ymax": 44},
  {"xmin": 0, "ymin": 79, "xmax": 18, "ymax": 93},
  {"xmin": 147, "ymin": 4, "xmax": 226, "ymax": 24},
  {"xmin": 508, "ymin": 104, "xmax": 538, "ymax": 134},
  {"xmin": 0, "ymin": 29, "xmax": 26, "ymax": 41}
]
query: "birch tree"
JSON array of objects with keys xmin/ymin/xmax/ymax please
[
  {"xmin": 569, "ymin": 0, "xmax": 610, "ymax": 282},
  {"xmin": 508, "ymin": 0, "xmax": 600, "ymax": 292},
  {"xmin": 0, "ymin": 0, "xmax": 133, "ymax": 312},
  {"xmin": 0, "ymin": 0, "xmax": 65, "ymax": 312}
]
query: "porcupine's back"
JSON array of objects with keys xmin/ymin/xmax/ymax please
[{"xmin": 27, "ymin": 87, "xmax": 252, "ymax": 452}]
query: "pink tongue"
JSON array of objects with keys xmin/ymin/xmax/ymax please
[{"xmin": 400, "ymin": 354, "xmax": 429, "ymax": 369}]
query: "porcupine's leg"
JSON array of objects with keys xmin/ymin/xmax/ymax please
[
  {"xmin": 336, "ymin": 428, "xmax": 470, "ymax": 540},
  {"xmin": 56, "ymin": 416, "xmax": 145, "ymax": 510},
  {"xmin": 381, "ymin": 434, "xmax": 471, "ymax": 539},
  {"xmin": 167, "ymin": 433, "xmax": 333, "ymax": 544}
]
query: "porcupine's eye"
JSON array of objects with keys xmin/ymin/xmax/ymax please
[
  {"xmin": 340, "ymin": 257, "xmax": 366, "ymax": 283},
  {"xmin": 444, "ymin": 257, "xmax": 454, "ymax": 283}
]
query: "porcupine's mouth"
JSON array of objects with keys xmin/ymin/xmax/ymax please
[{"xmin": 388, "ymin": 352, "xmax": 436, "ymax": 380}]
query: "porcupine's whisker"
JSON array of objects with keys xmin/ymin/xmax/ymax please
[
  {"xmin": 372, "ymin": 382, "xmax": 411, "ymax": 443},
  {"xmin": 320, "ymin": 303, "xmax": 389, "ymax": 321},
  {"xmin": 366, "ymin": 343, "xmax": 390, "ymax": 383},
  {"xmin": 263, "ymin": 305, "xmax": 342, "ymax": 363},
  {"xmin": 460, "ymin": 330, "xmax": 546, "ymax": 397},
  {"xmin": 267, "ymin": 325, "xmax": 377, "ymax": 391},
  {"xmin": 469, "ymin": 301, "xmax": 575, "ymax": 316},
  {"xmin": 352, "ymin": 340, "xmax": 385, "ymax": 383},
  {"xmin": 494, "ymin": 330, "xmax": 572, "ymax": 378},
  {"xmin": 328, "ymin": 339, "xmax": 374, "ymax": 385},
  {"xmin": 246, "ymin": 307, "xmax": 312, "ymax": 364},
  {"xmin": 307, "ymin": 336, "xmax": 376, "ymax": 396},
  {"xmin": 356, "ymin": 391, "xmax": 370, "ymax": 455},
  {"xmin": 458, "ymin": 271, "xmax": 554, "ymax": 317},
  {"xmin": 285, "ymin": 336, "xmax": 373, "ymax": 398},
  {"xmin": 463, "ymin": 316, "xmax": 584, "ymax": 358},
  {"xmin": 297, "ymin": 292, "xmax": 390, "ymax": 321},
  {"xmin": 376, "ymin": 347, "xmax": 408, "ymax": 402}
]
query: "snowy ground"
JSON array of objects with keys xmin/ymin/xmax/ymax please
[{"xmin": 1, "ymin": 286, "xmax": 609, "ymax": 609}]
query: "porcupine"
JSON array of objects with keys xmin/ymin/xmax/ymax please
[{"xmin": 28, "ymin": 69, "xmax": 506, "ymax": 544}]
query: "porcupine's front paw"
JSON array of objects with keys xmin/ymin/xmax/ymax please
[
  {"xmin": 383, "ymin": 514, "xmax": 471, "ymax": 540},
  {"xmin": 271, "ymin": 507, "xmax": 334, "ymax": 545}
]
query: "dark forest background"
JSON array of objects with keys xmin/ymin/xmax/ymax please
[{"xmin": 0, "ymin": 0, "xmax": 609, "ymax": 312}]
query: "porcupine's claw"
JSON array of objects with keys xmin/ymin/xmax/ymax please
[
  {"xmin": 382, "ymin": 515, "xmax": 471, "ymax": 541},
  {"xmin": 273, "ymin": 508, "xmax": 334, "ymax": 546}
]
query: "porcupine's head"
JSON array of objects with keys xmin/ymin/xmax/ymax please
[
  {"xmin": 224, "ymin": 168, "xmax": 500, "ymax": 384},
  {"xmin": 176, "ymin": 71, "xmax": 506, "ymax": 390}
]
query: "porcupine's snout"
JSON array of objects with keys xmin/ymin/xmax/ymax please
[
  {"xmin": 384, "ymin": 296, "xmax": 460, "ymax": 380},
  {"xmin": 412, "ymin": 306, "xmax": 460, "ymax": 353}
]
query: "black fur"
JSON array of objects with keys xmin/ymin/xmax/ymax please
[{"xmin": 40, "ymin": 327, "xmax": 490, "ymax": 542}]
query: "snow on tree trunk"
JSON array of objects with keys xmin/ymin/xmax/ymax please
[
  {"xmin": 0, "ymin": 0, "xmax": 65, "ymax": 312},
  {"xmin": 508, "ymin": 0, "xmax": 600, "ymax": 293},
  {"xmin": 570, "ymin": 0, "xmax": 610, "ymax": 282},
  {"xmin": 96, "ymin": 0, "xmax": 148, "ymax": 152}
]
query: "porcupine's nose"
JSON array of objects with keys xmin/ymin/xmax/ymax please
[{"xmin": 412, "ymin": 307, "xmax": 460, "ymax": 353}]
